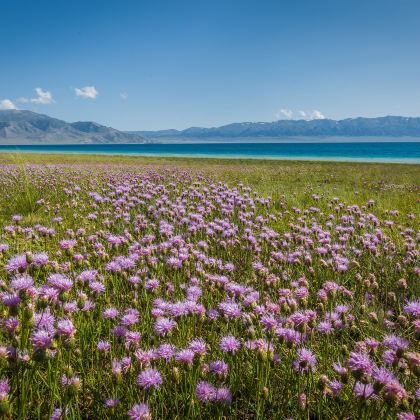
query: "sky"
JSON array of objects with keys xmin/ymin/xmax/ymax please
[{"xmin": 1, "ymin": 0, "xmax": 420, "ymax": 130}]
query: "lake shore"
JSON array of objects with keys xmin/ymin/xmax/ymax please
[{"xmin": 0, "ymin": 142, "xmax": 419, "ymax": 164}]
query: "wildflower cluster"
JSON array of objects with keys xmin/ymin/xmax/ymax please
[{"xmin": 0, "ymin": 164, "xmax": 418, "ymax": 419}]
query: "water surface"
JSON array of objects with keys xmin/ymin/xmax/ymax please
[{"xmin": 0, "ymin": 142, "xmax": 419, "ymax": 163}]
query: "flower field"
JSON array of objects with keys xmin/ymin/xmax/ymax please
[{"xmin": 0, "ymin": 158, "xmax": 418, "ymax": 419}]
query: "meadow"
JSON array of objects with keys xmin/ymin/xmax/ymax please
[{"xmin": 0, "ymin": 153, "xmax": 418, "ymax": 419}]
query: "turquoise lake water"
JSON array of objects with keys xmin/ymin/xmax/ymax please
[{"xmin": 0, "ymin": 142, "xmax": 419, "ymax": 163}]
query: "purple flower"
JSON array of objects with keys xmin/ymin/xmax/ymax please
[
  {"xmin": 383, "ymin": 334, "xmax": 409, "ymax": 351},
  {"xmin": 154, "ymin": 317, "xmax": 176, "ymax": 337},
  {"xmin": 127, "ymin": 403, "xmax": 151, "ymax": 420},
  {"xmin": 383, "ymin": 380, "xmax": 408, "ymax": 404},
  {"xmin": 218, "ymin": 301, "xmax": 242, "ymax": 319},
  {"xmin": 383, "ymin": 349, "xmax": 397, "ymax": 366},
  {"xmin": 32, "ymin": 252, "xmax": 49, "ymax": 266},
  {"xmin": 317, "ymin": 321, "xmax": 333, "ymax": 334},
  {"xmin": 59, "ymin": 239, "xmax": 76, "ymax": 250},
  {"xmin": 2, "ymin": 293, "xmax": 21, "ymax": 307},
  {"xmin": 103, "ymin": 307, "xmax": 119, "ymax": 319},
  {"xmin": 137, "ymin": 368, "xmax": 163, "ymax": 390},
  {"xmin": 47, "ymin": 274, "xmax": 73, "ymax": 292},
  {"xmin": 6, "ymin": 254, "xmax": 28, "ymax": 273},
  {"xmin": 97, "ymin": 340, "xmax": 110, "ymax": 353},
  {"xmin": 89, "ymin": 281, "xmax": 105, "ymax": 294},
  {"xmin": 104, "ymin": 398, "xmax": 120, "ymax": 408},
  {"xmin": 328, "ymin": 380, "xmax": 343, "ymax": 396},
  {"xmin": 372, "ymin": 366, "xmax": 396, "ymax": 387},
  {"xmin": 175, "ymin": 349, "xmax": 195, "ymax": 365},
  {"xmin": 404, "ymin": 299, "xmax": 420, "ymax": 318},
  {"xmin": 332, "ymin": 362, "xmax": 348, "ymax": 376},
  {"xmin": 50, "ymin": 407, "xmax": 69, "ymax": 420},
  {"xmin": 397, "ymin": 413, "xmax": 416, "ymax": 420},
  {"xmin": 196, "ymin": 381, "xmax": 216, "ymax": 403},
  {"xmin": 9, "ymin": 274, "xmax": 34, "ymax": 292},
  {"xmin": 293, "ymin": 348, "xmax": 317, "ymax": 373},
  {"xmin": 347, "ymin": 352, "xmax": 373, "ymax": 377},
  {"xmin": 209, "ymin": 360, "xmax": 228, "ymax": 378},
  {"xmin": 31, "ymin": 330, "xmax": 53, "ymax": 350},
  {"xmin": 57, "ymin": 319, "xmax": 76, "ymax": 339},
  {"xmin": 0, "ymin": 377, "xmax": 10, "ymax": 401},
  {"xmin": 354, "ymin": 382, "xmax": 376, "ymax": 400},
  {"xmin": 219, "ymin": 335, "xmax": 241, "ymax": 354},
  {"xmin": 215, "ymin": 387, "xmax": 232, "ymax": 404},
  {"xmin": 188, "ymin": 338, "xmax": 207, "ymax": 356},
  {"xmin": 156, "ymin": 343, "xmax": 175, "ymax": 362},
  {"xmin": 120, "ymin": 311, "xmax": 139, "ymax": 326}
]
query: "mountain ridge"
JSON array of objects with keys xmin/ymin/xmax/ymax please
[
  {"xmin": 1, "ymin": 111, "xmax": 420, "ymax": 144},
  {"xmin": 129, "ymin": 116, "xmax": 420, "ymax": 139},
  {"xmin": 0, "ymin": 110, "xmax": 148, "ymax": 144}
]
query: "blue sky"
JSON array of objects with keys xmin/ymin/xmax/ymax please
[{"xmin": 1, "ymin": 0, "xmax": 419, "ymax": 130}]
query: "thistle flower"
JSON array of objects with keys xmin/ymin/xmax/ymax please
[
  {"xmin": 404, "ymin": 299, "xmax": 420, "ymax": 318},
  {"xmin": 219, "ymin": 335, "xmax": 241, "ymax": 354},
  {"xmin": 31, "ymin": 330, "xmax": 53, "ymax": 350},
  {"xmin": 293, "ymin": 348, "xmax": 317, "ymax": 373},
  {"xmin": 188, "ymin": 338, "xmax": 207, "ymax": 356},
  {"xmin": 9, "ymin": 274, "xmax": 34, "ymax": 292},
  {"xmin": 137, "ymin": 368, "xmax": 163, "ymax": 390},
  {"xmin": 353, "ymin": 382, "xmax": 376, "ymax": 400},
  {"xmin": 97, "ymin": 340, "xmax": 110, "ymax": 353},
  {"xmin": 347, "ymin": 352, "xmax": 373, "ymax": 378},
  {"xmin": 396, "ymin": 412, "xmax": 416, "ymax": 420},
  {"xmin": 104, "ymin": 398, "xmax": 120, "ymax": 408},
  {"xmin": 127, "ymin": 403, "xmax": 151, "ymax": 420},
  {"xmin": 196, "ymin": 381, "xmax": 216, "ymax": 403},
  {"xmin": 50, "ymin": 407, "xmax": 69, "ymax": 420},
  {"xmin": 0, "ymin": 378, "xmax": 10, "ymax": 401},
  {"xmin": 154, "ymin": 317, "xmax": 176, "ymax": 337},
  {"xmin": 209, "ymin": 360, "xmax": 228, "ymax": 378},
  {"xmin": 47, "ymin": 274, "xmax": 73, "ymax": 292},
  {"xmin": 57, "ymin": 319, "xmax": 76, "ymax": 339},
  {"xmin": 6, "ymin": 254, "xmax": 28, "ymax": 273},
  {"xmin": 215, "ymin": 387, "xmax": 232, "ymax": 404}
]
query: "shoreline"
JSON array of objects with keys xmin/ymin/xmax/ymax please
[{"xmin": 0, "ymin": 150, "xmax": 419, "ymax": 165}]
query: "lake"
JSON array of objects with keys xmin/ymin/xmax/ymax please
[{"xmin": 0, "ymin": 142, "xmax": 419, "ymax": 163}]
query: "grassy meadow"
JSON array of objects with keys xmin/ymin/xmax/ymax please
[{"xmin": 0, "ymin": 153, "xmax": 418, "ymax": 419}]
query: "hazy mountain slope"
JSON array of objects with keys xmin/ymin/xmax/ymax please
[
  {"xmin": 129, "ymin": 116, "xmax": 420, "ymax": 139},
  {"xmin": 0, "ymin": 110, "xmax": 148, "ymax": 144}
]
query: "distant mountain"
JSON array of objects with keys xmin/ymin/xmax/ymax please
[
  {"xmin": 0, "ymin": 110, "xmax": 148, "ymax": 144},
  {"xmin": 2, "ymin": 112, "xmax": 419, "ymax": 145},
  {"xmin": 129, "ymin": 116, "xmax": 420, "ymax": 141}
]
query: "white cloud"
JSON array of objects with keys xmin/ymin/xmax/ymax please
[
  {"xmin": 120, "ymin": 92, "xmax": 128, "ymax": 100},
  {"xmin": 19, "ymin": 87, "xmax": 54, "ymax": 105},
  {"xmin": 0, "ymin": 99, "xmax": 17, "ymax": 110},
  {"xmin": 309, "ymin": 110, "xmax": 325, "ymax": 120},
  {"xmin": 277, "ymin": 108, "xmax": 326, "ymax": 121},
  {"xmin": 275, "ymin": 108, "xmax": 293, "ymax": 120},
  {"xmin": 75, "ymin": 86, "xmax": 98, "ymax": 99}
]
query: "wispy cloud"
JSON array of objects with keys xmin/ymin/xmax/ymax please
[
  {"xmin": 310, "ymin": 110, "xmax": 325, "ymax": 120},
  {"xmin": 275, "ymin": 109, "xmax": 293, "ymax": 120},
  {"xmin": 276, "ymin": 108, "xmax": 326, "ymax": 121},
  {"xmin": 0, "ymin": 99, "xmax": 17, "ymax": 110},
  {"xmin": 75, "ymin": 86, "xmax": 98, "ymax": 99},
  {"xmin": 19, "ymin": 87, "xmax": 54, "ymax": 105}
]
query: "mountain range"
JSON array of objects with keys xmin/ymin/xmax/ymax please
[
  {"xmin": 0, "ymin": 110, "xmax": 148, "ymax": 144},
  {"xmin": 130, "ymin": 116, "xmax": 420, "ymax": 141},
  {"xmin": 1, "ymin": 111, "xmax": 420, "ymax": 144}
]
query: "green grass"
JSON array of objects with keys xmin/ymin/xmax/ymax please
[
  {"xmin": 0, "ymin": 154, "xmax": 418, "ymax": 419},
  {"xmin": 0, "ymin": 152, "xmax": 418, "ymax": 217}
]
